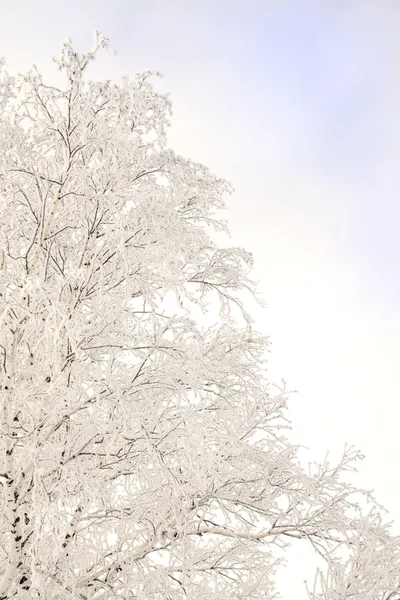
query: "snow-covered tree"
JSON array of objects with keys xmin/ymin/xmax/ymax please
[{"xmin": 0, "ymin": 32, "xmax": 399, "ymax": 600}]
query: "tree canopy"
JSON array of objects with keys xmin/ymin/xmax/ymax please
[{"xmin": 0, "ymin": 32, "xmax": 399, "ymax": 600}]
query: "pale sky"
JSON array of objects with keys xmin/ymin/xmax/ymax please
[{"xmin": 1, "ymin": 1, "xmax": 399, "ymax": 597}]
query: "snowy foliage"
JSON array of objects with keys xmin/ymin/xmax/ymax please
[{"xmin": 0, "ymin": 31, "xmax": 399, "ymax": 599}]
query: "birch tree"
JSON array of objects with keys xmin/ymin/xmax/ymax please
[{"xmin": 0, "ymin": 32, "xmax": 399, "ymax": 600}]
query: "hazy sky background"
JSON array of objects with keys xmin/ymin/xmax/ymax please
[{"xmin": 1, "ymin": 1, "xmax": 400, "ymax": 597}]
